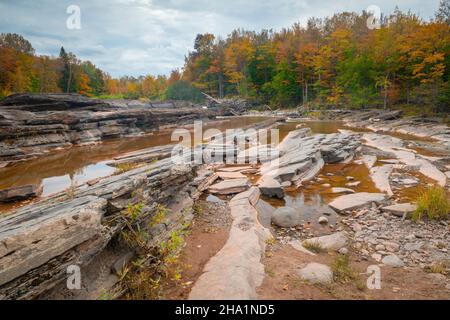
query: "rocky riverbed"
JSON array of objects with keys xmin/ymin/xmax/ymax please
[
  {"xmin": 0, "ymin": 109, "xmax": 280, "ymax": 299},
  {"xmin": 0, "ymin": 101, "xmax": 449, "ymax": 300},
  {"xmin": 0, "ymin": 94, "xmax": 224, "ymax": 168},
  {"xmin": 177, "ymin": 115, "xmax": 450, "ymax": 300}
]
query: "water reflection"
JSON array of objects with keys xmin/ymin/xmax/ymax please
[
  {"xmin": 0, "ymin": 117, "xmax": 270, "ymax": 193},
  {"xmin": 259, "ymin": 192, "xmax": 338, "ymax": 233}
]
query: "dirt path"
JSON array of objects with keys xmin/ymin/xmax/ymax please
[{"xmin": 164, "ymin": 198, "xmax": 232, "ymax": 299}]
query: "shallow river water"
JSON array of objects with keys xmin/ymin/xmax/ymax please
[{"xmin": 0, "ymin": 118, "xmax": 443, "ymax": 215}]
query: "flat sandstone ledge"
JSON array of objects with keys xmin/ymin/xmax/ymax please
[{"xmin": 189, "ymin": 187, "xmax": 272, "ymax": 300}]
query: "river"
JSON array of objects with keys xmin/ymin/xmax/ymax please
[{"xmin": 0, "ymin": 118, "xmax": 444, "ymax": 214}]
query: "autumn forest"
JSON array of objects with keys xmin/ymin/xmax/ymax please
[{"xmin": 0, "ymin": 2, "xmax": 449, "ymax": 113}]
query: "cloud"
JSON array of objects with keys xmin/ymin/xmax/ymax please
[{"xmin": 0, "ymin": 0, "xmax": 441, "ymax": 77}]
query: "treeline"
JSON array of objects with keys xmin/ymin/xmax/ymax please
[
  {"xmin": 0, "ymin": 2, "xmax": 449, "ymax": 112},
  {"xmin": 184, "ymin": 2, "xmax": 450, "ymax": 112},
  {"xmin": 0, "ymin": 34, "xmax": 201, "ymax": 101}
]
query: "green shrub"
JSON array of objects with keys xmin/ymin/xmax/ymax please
[
  {"xmin": 164, "ymin": 80, "xmax": 204, "ymax": 103},
  {"xmin": 413, "ymin": 185, "xmax": 450, "ymax": 222}
]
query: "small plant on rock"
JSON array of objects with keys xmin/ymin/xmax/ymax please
[
  {"xmin": 115, "ymin": 162, "xmax": 141, "ymax": 174},
  {"xmin": 302, "ymin": 240, "xmax": 325, "ymax": 253},
  {"xmin": 192, "ymin": 203, "xmax": 203, "ymax": 216},
  {"xmin": 149, "ymin": 204, "xmax": 169, "ymax": 228}
]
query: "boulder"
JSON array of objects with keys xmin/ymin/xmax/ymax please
[
  {"xmin": 381, "ymin": 203, "xmax": 417, "ymax": 218},
  {"xmin": 258, "ymin": 176, "xmax": 284, "ymax": 199},
  {"xmin": 382, "ymin": 254, "xmax": 405, "ymax": 268},
  {"xmin": 297, "ymin": 263, "xmax": 333, "ymax": 285},
  {"xmin": 254, "ymin": 199, "xmax": 275, "ymax": 228},
  {"xmin": 318, "ymin": 216, "xmax": 329, "ymax": 224},
  {"xmin": 271, "ymin": 207, "xmax": 300, "ymax": 228},
  {"xmin": 302, "ymin": 232, "xmax": 348, "ymax": 251},
  {"xmin": 0, "ymin": 184, "xmax": 43, "ymax": 203},
  {"xmin": 328, "ymin": 193, "xmax": 386, "ymax": 213}
]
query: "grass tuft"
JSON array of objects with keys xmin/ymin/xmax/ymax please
[
  {"xmin": 302, "ymin": 240, "xmax": 325, "ymax": 253},
  {"xmin": 331, "ymin": 254, "xmax": 360, "ymax": 286},
  {"xmin": 413, "ymin": 185, "xmax": 450, "ymax": 222},
  {"xmin": 424, "ymin": 263, "xmax": 448, "ymax": 275}
]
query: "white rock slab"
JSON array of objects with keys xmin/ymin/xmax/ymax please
[
  {"xmin": 189, "ymin": 187, "xmax": 271, "ymax": 300},
  {"xmin": 363, "ymin": 133, "xmax": 447, "ymax": 187},
  {"xmin": 208, "ymin": 178, "xmax": 250, "ymax": 195},
  {"xmin": 361, "ymin": 155, "xmax": 377, "ymax": 169},
  {"xmin": 216, "ymin": 171, "xmax": 246, "ymax": 179},
  {"xmin": 217, "ymin": 166, "xmax": 252, "ymax": 173},
  {"xmin": 331, "ymin": 187, "xmax": 356, "ymax": 194},
  {"xmin": 381, "ymin": 203, "xmax": 417, "ymax": 218},
  {"xmin": 382, "ymin": 254, "xmax": 405, "ymax": 268},
  {"xmin": 370, "ymin": 164, "xmax": 394, "ymax": 196},
  {"xmin": 329, "ymin": 192, "xmax": 386, "ymax": 213}
]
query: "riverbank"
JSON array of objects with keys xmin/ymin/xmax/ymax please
[
  {"xmin": 0, "ymin": 99, "xmax": 449, "ymax": 300},
  {"xmin": 0, "ymin": 116, "xmax": 281, "ymax": 299},
  {"xmin": 0, "ymin": 94, "xmax": 224, "ymax": 168},
  {"xmin": 170, "ymin": 121, "xmax": 449, "ymax": 300}
]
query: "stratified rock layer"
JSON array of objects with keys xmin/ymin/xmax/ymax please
[{"xmin": 0, "ymin": 94, "xmax": 221, "ymax": 167}]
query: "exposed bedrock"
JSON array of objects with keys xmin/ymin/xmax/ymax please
[
  {"xmin": 0, "ymin": 115, "xmax": 280, "ymax": 300},
  {"xmin": 0, "ymin": 156, "xmax": 204, "ymax": 300},
  {"xmin": 363, "ymin": 133, "xmax": 448, "ymax": 187},
  {"xmin": 0, "ymin": 184, "xmax": 43, "ymax": 203},
  {"xmin": 258, "ymin": 129, "xmax": 361, "ymax": 189},
  {"xmin": 189, "ymin": 187, "xmax": 272, "ymax": 300},
  {"xmin": 339, "ymin": 110, "xmax": 450, "ymax": 148},
  {"xmin": 0, "ymin": 94, "xmax": 223, "ymax": 167}
]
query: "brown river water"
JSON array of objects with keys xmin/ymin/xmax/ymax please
[
  {"xmin": 0, "ymin": 118, "xmax": 442, "ymax": 215},
  {"xmin": 0, "ymin": 117, "xmax": 270, "ymax": 212}
]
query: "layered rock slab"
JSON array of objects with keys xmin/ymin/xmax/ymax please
[
  {"xmin": 328, "ymin": 193, "xmax": 387, "ymax": 213},
  {"xmin": 189, "ymin": 188, "xmax": 271, "ymax": 300}
]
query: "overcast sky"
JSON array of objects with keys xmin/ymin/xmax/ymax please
[{"xmin": 0, "ymin": 0, "xmax": 441, "ymax": 77}]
